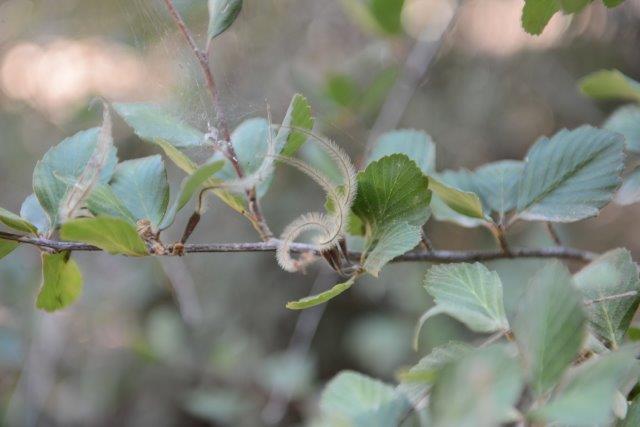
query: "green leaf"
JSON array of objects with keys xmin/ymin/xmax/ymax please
[
  {"xmin": 430, "ymin": 345, "xmax": 524, "ymax": 427},
  {"xmin": 399, "ymin": 342, "xmax": 471, "ymax": 405},
  {"xmin": 325, "ymin": 73, "xmax": 360, "ymax": 108},
  {"xmin": 574, "ymin": 249, "xmax": 640, "ymax": 349},
  {"xmin": 429, "ymin": 177, "xmax": 485, "ymax": 220},
  {"xmin": 36, "ymin": 252, "xmax": 83, "ymax": 312},
  {"xmin": 557, "ymin": 0, "xmax": 591, "ymax": 12},
  {"xmin": 521, "ymin": 0, "xmax": 560, "ymax": 35},
  {"xmin": 61, "ymin": 217, "xmax": 147, "ymax": 257},
  {"xmin": 113, "ymin": 103, "xmax": 205, "ymax": 148},
  {"xmin": 473, "ymin": 160, "xmax": 524, "ymax": 218},
  {"xmin": 369, "ymin": 0, "xmax": 406, "ymax": 35},
  {"xmin": 516, "ymin": 126, "xmax": 624, "ymax": 222},
  {"xmin": 208, "ymin": 0, "xmax": 243, "ymax": 41},
  {"xmin": 153, "ymin": 139, "xmax": 246, "ymax": 215},
  {"xmin": 33, "ymin": 128, "xmax": 118, "ymax": 228},
  {"xmin": 85, "ymin": 185, "xmax": 137, "ymax": 224},
  {"xmin": 0, "ymin": 207, "xmax": 37, "ymax": 234},
  {"xmin": 20, "ymin": 194, "xmax": 50, "ymax": 234},
  {"xmin": 604, "ymin": 105, "xmax": 640, "ymax": 153},
  {"xmin": 110, "ymin": 155, "xmax": 170, "ymax": 229},
  {"xmin": 619, "ymin": 393, "xmax": 640, "ymax": 426},
  {"xmin": 579, "ymin": 70, "xmax": 640, "ymax": 102},
  {"xmin": 616, "ymin": 168, "xmax": 640, "ymax": 206},
  {"xmin": 362, "ymin": 222, "xmax": 422, "ymax": 276},
  {"xmin": 286, "ymin": 276, "xmax": 355, "ymax": 310},
  {"xmin": 420, "ymin": 263, "xmax": 510, "ymax": 334},
  {"xmin": 320, "ymin": 370, "xmax": 410, "ymax": 427},
  {"xmin": 160, "ymin": 160, "xmax": 226, "ymax": 230},
  {"xmin": 513, "ymin": 261, "xmax": 587, "ymax": 395},
  {"xmin": 277, "ymin": 93, "xmax": 314, "ymax": 157},
  {"xmin": 154, "ymin": 139, "xmax": 199, "ymax": 173},
  {"xmin": 0, "ymin": 239, "xmax": 18, "ymax": 260},
  {"xmin": 530, "ymin": 348, "xmax": 638, "ymax": 426},
  {"xmin": 603, "ymin": 0, "xmax": 625, "ymax": 7},
  {"xmin": 354, "ymin": 154, "xmax": 431, "ymax": 229},
  {"xmin": 352, "ymin": 154, "xmax": 431, "ymax": 275},
  {"xmin": 367, "ymin": 129, "xmax": 436, "ymax": 174}
]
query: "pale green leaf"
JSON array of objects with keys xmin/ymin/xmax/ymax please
[
  {"xmin": 398, "ymin": 342, "xmax": 471, "ymax": 406},
  {"xmin": 33, "ymin": 128, "xmax": 118, "ymax": 228},
  {"xmin": 617, "ymin": 168, "xmax": 640, "ymax": 206},
  {"xmin": 36, "ymin": 252, "xmax": 83, "ymax": 312},
  {"xmin": 574, "ymin": 248, "xmax": 640, "ymax": 349},
  {"xmin": 0, "ymin": 207, "xmax": 37, "ymax": 234},
  {"xmin": 513, "ymin": 261, "xmax": 587, "ymax": 395},
  {"xmin": 208, "ymin": 0, "xmax": 243, "ymax": 41},
  {"xmin": 421, "ymin": 263, "xmax": 510, "ymax": 333},
  {"xmin": 530, "ymin": 348, "xmax": 638, "ymax": 426},
  {"xmin": 0, "ymin": 239, "xmax": 18, "ymax": 260},
  {"xmin": 110, "ymin": 155, "xmax": 169, "ymax": 229},
  {"xmin": 277, "ymin": 93, "xmax": 314, "ymax": 157},
  {"xmin": 429, "ymin": 177, "xmax": 485, "ymax": 220},
  {"xmin": 516, "ymin": 126, "xmax": 624, "ymax": 222},
  {"xmin": 320, "ymin": 371, "xmax": 410, "ymax": 427},
  {"xmin": 579, "ymin": 70, "xmax": 640, "ymax": 102},
  {"xmin": 61, "ymin": 217, "xmax": 147, "ymax": 257},
  {"xmin": 85, "ymin": 185, "xmax": 137, "ymax": 224},
  {"xmin": 113, "ymin": 103, "xmax": 204, "ymax": 148},
  {"xmin": 218, "ymin": 118, "xmax": 274, "ymax": 197},
  {"xmin": 20, "ymin": 194, "xmax": 50, "ymax": 234},
  {"xmin": 160, "ymin": 160, "xmax": 225, "ymax": 230},
  {"xmin": 286, "ymin": 276, "xmax": 355, "ymax": 310},
  {"xmin": 474, "ymin": 160, "xmax": 524, "ymax": 218},
  {"xmin": 367, "ymin": 129, "xmax": 436, "ymax": 174},
  {"xmin": 603, "ymin": 0, "xmax": 625, "ymax": 7},
  {"xmin": 362, "ymin": 222, "xmax": 422, "ymax": 277},
  {"xmin": 521, "ymin": 0, "xmax": 560, "ymax": 35},
  {"xmin": 430, "ymin": 345, "xmax": 524, "ymax": 427},
  {"xmin": 604, "ymin": 105, "xmax": 640, "ymax": 153}
]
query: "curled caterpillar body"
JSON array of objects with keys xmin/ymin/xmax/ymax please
[{"xmin": 275, "ymin": 130, "xmax": 357, "ymax": 272}]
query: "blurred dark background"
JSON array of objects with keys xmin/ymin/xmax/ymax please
[{"xmin": 1, "ymin": 0, "xmax": 640, "ymax": 425}]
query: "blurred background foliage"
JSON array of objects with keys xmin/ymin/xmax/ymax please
[{"xmin": 1, "ymin": 0, "xmax": 640, "ymax": 425}]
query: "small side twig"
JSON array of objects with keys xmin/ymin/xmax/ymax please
[{"xmin": 546, "ymin": 222, "xmax": 563, "ymax": 246}]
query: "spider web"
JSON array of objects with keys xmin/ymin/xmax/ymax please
[{"xmin": 116, "ymin": 0, "xmax": 265, "ymax": 136}]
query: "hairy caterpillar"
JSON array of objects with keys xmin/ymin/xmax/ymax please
[{"xmin": 274, "ymin": 128, "xmax": 357, "ymax": 272}]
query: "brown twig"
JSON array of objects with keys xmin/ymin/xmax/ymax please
[
  {"xmin": 162, "ymin": 0, "xmax": 272, "ymax": 241},
  {"xmin": 546, "ymin": 222, "xmax": 563, "ymax": 246},
  {"xmin": 0, "ymin": 231, "xmax": 598, "ymax": 263}
]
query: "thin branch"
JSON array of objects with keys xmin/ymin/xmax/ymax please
[
  {"xmin": 546, "ymin": 222, "xmax": 563, "ymax": 246},
  {"xmin": 0, "ymin": 231, "xmax": 598, "ymax": 263},
  {"xmin": 162, "ymin": 0, "xmax": 272, "ymax": 240}
]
